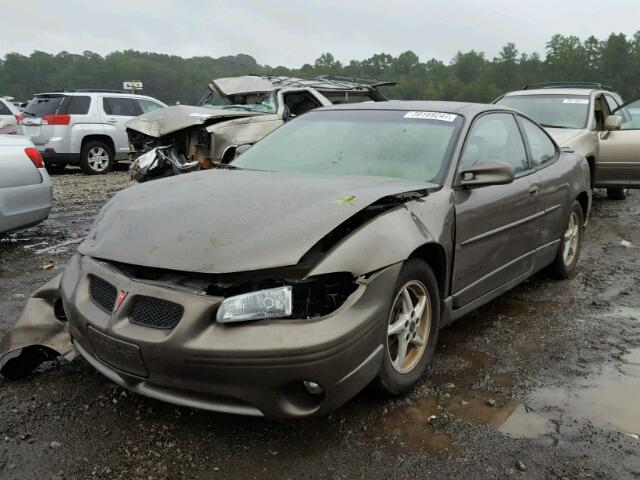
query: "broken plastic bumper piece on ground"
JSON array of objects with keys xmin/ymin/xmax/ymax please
[{"xmin": 0, "ymin": 274, "xmax": 75, "ymax": 380}]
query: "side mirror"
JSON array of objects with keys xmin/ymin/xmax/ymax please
[
  {"xmin": 457, "ymin": 161, "xmax": 515, "ymax": 188},
  {"xmin": 604, "ymin": 115, "xmax": 622, "ymax": 131}
]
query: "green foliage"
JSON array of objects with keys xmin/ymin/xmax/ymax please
[{"xmin": 1, "ymin": 33, "xmax": 639, "ymax": 105}]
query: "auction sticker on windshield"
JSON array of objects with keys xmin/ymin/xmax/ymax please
[{"xmin": 404, "ymin": 111, "xmax": 458, "ymax": 122}]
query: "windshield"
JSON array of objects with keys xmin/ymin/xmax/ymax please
[
  {"xmin": 232, "ymin": 110, "xmax": 462, "ymax": 183},
  {"xmin": 496, "ymin": 94, "xmax": 590, "ymax": 129},
  {"xmin": 198, "ymin": 87, "xmax": 277, "ymax": 113}
]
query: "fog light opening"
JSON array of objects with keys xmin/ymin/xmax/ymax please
[{"xmin": 303, "ymin": 381, "xmax": 324, "ymax": 395}]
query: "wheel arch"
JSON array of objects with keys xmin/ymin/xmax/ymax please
[
  {"xmin": 576, "ymin": 191, "xmax": 591, "ymax": 225},
  {"xmin": 407, "ymin": 242, "xmax": 448, "ymax": 299},
  {"xmin": 585, "ymin": 155, "xmax": 596, "ymax": 187},
  {"xmin": 81, "ymin": 135, "xmax": 115, "ymax": 156}
]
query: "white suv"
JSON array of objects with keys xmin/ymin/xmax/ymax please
[{"xmin": 20, "ymin": 90, "xmax": 167, "ymax": 174}]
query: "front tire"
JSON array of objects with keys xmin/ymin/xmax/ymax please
[
  {"xmin": 551, "ymin": 201, "xmax": 584, "ymax": 279},
  {"xmin": 80, "ymin": 141, "xmax": 113, "ymax": 175},
  {"xmin": 377, "ymin": 259, "xmax": 440, "ymax": 395},
  {"xmin": 607, "ymin": 187, "xmax": 627, "ymax": 200}
]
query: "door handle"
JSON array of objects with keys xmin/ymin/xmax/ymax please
[
  {"xmin": 106, "ymin": 117, "xmax": 118, "ymax": 123},
  {"xmin": 529, "ymin": 184, "xmax": 540, "ymax": 196}
]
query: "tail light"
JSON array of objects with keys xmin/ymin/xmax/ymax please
[
  {"xmin": 42, "ymin": 114, "xmax": 71, "ymax": 125},
  {"xmin": 24, "ymin": 147, "xmax": 44, "ymax": 169},
  {"xmin": 15, "ymin": 114, "xmax": 23, "ymax": 124}
]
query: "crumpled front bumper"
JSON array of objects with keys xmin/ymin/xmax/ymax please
[
  {"xmin": 0, "ymin": 274, "xmax": 75, "ymax": 380},
  {"xmin": 2, "ymin": 254, "xmax": 401, "ymax": 418}
]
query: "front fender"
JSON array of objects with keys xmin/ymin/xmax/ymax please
[
  {"xmin": 0, "ymin": 274, "xmax": 74, "ymax": 380},
  {"xmin": 308, "ymin": 189, "xmax": 454, "ymax": 279}
]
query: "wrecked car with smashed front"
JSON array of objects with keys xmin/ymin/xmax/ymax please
[
  {"xmin": 126, "ymin": 74, "xmax": 393, "ymax": 181},
  {"xmin": 1, "ymin": 101, "xmax": 592, "ymax": 418}
]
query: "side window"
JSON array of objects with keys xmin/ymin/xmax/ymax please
[
  {"xmin": 604, "ymin": 95, "xmax": 619, "ymax": 114},
  {"xmin": 519, "ymin": 117, "xmax": 557, "ymax": 167},
  {"xmin": 103, "ymin": 97, "xmax": 141, "ymax": 116},
  {"xmin": 65, "ymin": 96, "xmax": 91, "ymax": 115},
  {"xmin": 137, "ymin": 99, "xmax": 163, "ymax": 113},
  {"xmin": 461, "ymin": 113, "xmax": 529, "ymax": 175},
  {"xmin": 614, "ymin": 99, "xmax": 640, "ymax": 130},
  {"xmin": 282, "ymin": 91, "xmax": 321, "ymax": 116}
]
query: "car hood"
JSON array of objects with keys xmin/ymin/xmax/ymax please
[
  {"xmin": 125, "ymin": 105, "xmax": 265, "ymax": 138},
  {"xmin": 78, "ymin": 169, "xmax": 436, "ymax": 274},
  {"xmin": 545, "ymin": 128, "xmax": 583, "ymax": 147}
]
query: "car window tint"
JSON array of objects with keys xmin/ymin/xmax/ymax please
[
  {"xmin": 604, "ymin": 95, "xmax": 619, "ymax": 113},
  {"xmin": 615, "ymin": 99, "xmax": 640, "ymax": 130},
  {"xmin": 137, "ymin": 99, "xmax": 163, "ymax": 113},
  {"xmin": 519, "ymin": 117, "xmax": 556, "ymax": 167},
  {"xmin": 461, "ymin": 113, "xmax": 528, "ymax": 174},
  {"xmin": 103, "ymin": 97, "xmax": 140, "ymax": 116},
  {"xmin": 0, "ymin": 101, "xmax": 11, "ymax": 115},
  {"xmin": 65, "ymin": 96, "xmax": 91, "ymax": 115}
]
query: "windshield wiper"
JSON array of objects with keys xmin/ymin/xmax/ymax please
[
  {"xmin": 217, "ymin": 164, "xmax": 241, "ymax": 170},
  {"xmin": 540, "ymin": 123, "xmax": 572, "ymax": 129}
]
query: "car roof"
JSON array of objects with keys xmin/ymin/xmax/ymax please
[
  {"xmin": 212, "ymin": 74, "xmax": 392, "ymax": 96},
  {"xmin": 314, "ymin": 100, "xmax": 514, "ymax": 117},
  {"xmin": 33, "ymin": 91, "xmax": 157, "ymax": 100},
  {"xmin": 503, "ymin": 88, "xmax": 605, "ymax": 96}
]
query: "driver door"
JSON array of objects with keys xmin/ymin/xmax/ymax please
[
  {"xmin": 452, "ymin": 112, "xmax": 541, "ymax": 309},
  {"xmin": 597, "ymin": 98, "xmax": 640, "ymax": 187}
]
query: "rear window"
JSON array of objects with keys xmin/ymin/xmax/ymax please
[
  {"xmin": 24, "ymin": 95, "xmax": 66, "ymax": 116},
  {"xmin": 103, "ymin": 97, "xmax": 141, "ymax": 116},
  {"xmin": 0, "ymin": 100, "xmax": 12, "ymax": 115}
]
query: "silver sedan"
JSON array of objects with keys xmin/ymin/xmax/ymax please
[{"xmin": 0, "ymin": 134, "xmax": 53, "ymax": 234}]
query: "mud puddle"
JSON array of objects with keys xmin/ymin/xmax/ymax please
[
  {"xmin": 379, "ymin": 348, "xmax": 640, "ymax": 453},
  {"xmin": 516, "ymin": 353, "xmax": 640, "ymax": 436}
]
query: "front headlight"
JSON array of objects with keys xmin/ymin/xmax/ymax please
[{"xmin": 216, "ymin": 286, "xmax": 292, "ymax": 323}]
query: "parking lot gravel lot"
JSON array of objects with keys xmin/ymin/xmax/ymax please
[{"xmin": 1, "ymin": 168, "xmax": 639, "ymax": 479}]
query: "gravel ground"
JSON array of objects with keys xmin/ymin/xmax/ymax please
[{"xmin": 1, "ymin": 169, "xmax": 639, "ymax": 479}]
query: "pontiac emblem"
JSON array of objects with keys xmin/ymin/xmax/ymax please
[{"xmin": 114, "ymin": 291, "xmax": 128, "ymax": 313}]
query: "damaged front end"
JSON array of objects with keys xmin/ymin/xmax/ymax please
[{"xmin": 0, "ymin": 274, "xmax": 75, "ymax": 380}]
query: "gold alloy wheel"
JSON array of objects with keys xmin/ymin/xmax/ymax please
[
  {"xmin": 563, "ymin": 211, "xmax": 580, "ymax": 266},
  {"xmin": 387, "ymin": 280, "xmax": 432, "ymax": 374}
]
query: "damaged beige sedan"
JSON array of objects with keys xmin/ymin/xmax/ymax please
[
  {"xmin": 1, "ymin": 102, "xmax": 591, "ymax": 418},
  {"xmin": 127, "ymin": 75, "xmax": 392, "ymax": 180}
]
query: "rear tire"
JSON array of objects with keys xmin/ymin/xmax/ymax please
[
  {"xmin": 377, "ymin": 259, "xmax": 440, "ymax": 395},
  {"xmin": 551, "ymin": 201, "xmax": 584, "ymax": 279},
  {"xmin": 80, "ymin": 140, "xmax": 113, "ymax": 175},
  {"xmin": 607, "ymin": 187, "xmax": 627, "ymax": 200}
]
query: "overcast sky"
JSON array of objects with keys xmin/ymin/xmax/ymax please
[{"xmin": 2, "ymin": 0, "xmax": 639, "ymax": 66}]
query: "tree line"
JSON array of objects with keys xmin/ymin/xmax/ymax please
[{"xmin": 1, "ymin": 32, "xmax": 639, "ymax": 105}]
